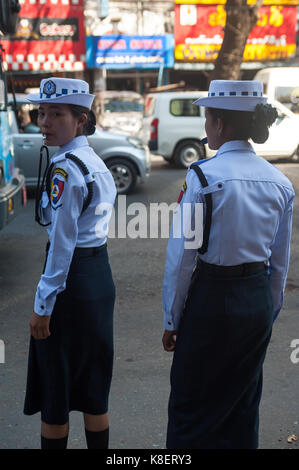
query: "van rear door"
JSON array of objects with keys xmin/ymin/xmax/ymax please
[{"xmin": 139, "ymin": 94, "xmax": 157, "ymax": 149}]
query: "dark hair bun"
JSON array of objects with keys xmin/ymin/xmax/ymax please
[
  {"xmin": 250, "ymin": 103, "xmax": 278, "ymax": 144},
  {"xmin": 254, "ymin": 103, "xmax": 278, "ymax": 127},
  {"xmin": 85, "ymin": 109, "xmax": 96, "ymax": 136}
]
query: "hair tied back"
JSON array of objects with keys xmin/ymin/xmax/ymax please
[
  {"xmin": 254, "ymin": 103, "xmax": 278, "ymax": 128},
  {"xmin": 86, "ymin": 109, "xmax": 96, "ymax": 136}
]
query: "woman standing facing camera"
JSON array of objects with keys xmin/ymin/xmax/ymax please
[
  {"xmin": 162, "ymin": 80, "xmax": 295, "ymax": 449},
  {"xmin": 23, "ymin": 78, "xmax": 116, "ymax": 449}
]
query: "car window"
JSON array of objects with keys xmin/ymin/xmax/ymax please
[
  {"xmin": 104, "ymin": 99, "xmax": 143, "ymax": 113},
  {"xmin": 169, "ymin": 99, "xmax": 200, "ymax": 117},
  {"xmin": 17, "ymin": 103, "xmax": 41, "ymax": 134}
]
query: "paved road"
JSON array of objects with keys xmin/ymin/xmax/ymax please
[{"xmin": 0, "ymin": 156, "xmax": 299, "ymax": 449}]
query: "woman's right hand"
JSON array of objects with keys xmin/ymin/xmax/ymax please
[{"xmin": 162, "ymin": 329, "xmax": 178, "ymax": 352}]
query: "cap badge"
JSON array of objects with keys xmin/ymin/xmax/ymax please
[{"xmin": 43, "ymin": 80, "xmax": 56, "ymax": 96}]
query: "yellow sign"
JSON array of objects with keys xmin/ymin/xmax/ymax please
[
  {"xmin": 175, "ymin": 43, "xmax": 296, "ymax": 61},
  {"xmin": 175, "ymin": 44, "xmax": 220, "ymax": 61},
  {"xmin": 209, "ymin": 5, "xmax": 226, "ymax": 26},
  {"xmin": 175, "ymin": 0, "xmax": 299, "ymax": 5},
  {"xmin": 206, "ymin": 4, "xmax": 285, "ymax": 27},
  {"xmin": 203, "ymin": 5, "xmax": 286, "ymax": 27},
  {"xmin": 244, "ymin": 43, "xmax": 296, "ymax": 60}
]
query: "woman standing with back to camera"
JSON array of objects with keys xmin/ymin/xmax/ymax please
[
  {"xmin": 23, "ymin": 77, "xmax": 116, "ymax": 449},
  {"xmin": 162, "ymin": 80, "xmax": 295, "ymax": 449}
]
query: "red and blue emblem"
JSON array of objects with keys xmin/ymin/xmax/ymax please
[
  {"xmin": 177, "ymin": 180, "xmax": 187, "ymax": 204},
  {"xmin": 51, "ymin": 177, "xmax": 64, "ymax": 209}
]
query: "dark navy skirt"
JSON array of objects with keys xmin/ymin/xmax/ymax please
[
  {"xmin": 24, "ymin": 244, "xmax": 115, "ymax": 425},
  {"xmin": 167, "ymin": 264, "xmax": 273, "ymax": 449}
]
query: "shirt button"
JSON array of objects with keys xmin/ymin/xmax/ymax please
[
  {"xmin": 41, "ymin": 305, "xmax": 44, "ymax": 310},
  {"xmin": 168, "ymin": 321, "xmax": 171, "ymax": 325},
  {"xmin": 218, "ymin": 184, "xmax": 223, "ymax": 188}
]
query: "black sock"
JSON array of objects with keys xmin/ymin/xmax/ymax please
[
  {"xmin": 85, "ymin": 427, "xmax": 109, "ymax": 449},
  {"xmin": 41, "ymin": 435, "xmax": 68, "ymax": 449}
]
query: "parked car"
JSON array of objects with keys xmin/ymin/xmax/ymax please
[
  {"xmin": 140, "ymin": 91, "xmax": 299, "ymax": 167},
  {"xmin": 8, "ymin": 95, "xmax": 151, "ymax": 194},
  {"xmin": 94, "ymin": 90, "xmax": 144, "ymax": 136},
  {"xmin": 254, "ymin": 67, "xmax": 299, "ymax": 112},
  {"xmin": 251, "ymin": 99, "xmax": 299, "ymax": 161},
  {"xmin": 139, "ymin": 91, "xmax": 211, "ymax": 168}
]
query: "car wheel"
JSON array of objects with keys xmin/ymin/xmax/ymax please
[
  {"xmin": 173, "ymin": 140, "xmax": 206, "ymax": 168},
  {"xmin": 106, "ymin": 158, "xmax": 137, "ymax": 194}
]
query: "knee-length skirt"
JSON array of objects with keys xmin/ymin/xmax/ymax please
[
  {"xmin": 167, "ymin": 264, "xmax": 273, "ymax": 449},
  {"xmin": 23, "ymin": 244, "xmax": 115, "ymax": 425}
]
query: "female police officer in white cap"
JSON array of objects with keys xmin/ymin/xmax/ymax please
[
  {"xmin": 23, "ymin": 77, "xmax": 116, "ymax": 449},
  {"xmin": 162, "ymin": 80, "xmax": 295, "ymax": 449}
]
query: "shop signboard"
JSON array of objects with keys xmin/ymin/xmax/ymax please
[
  {"xmin": 0, "ymin": 0, "xmax": 86, "ymax": 72},
  {"xmin": 175, "ymin": 0, "xmax": 298, "ymax": 62},
  {"xmin": 86, "ymin": 34, "xmax": 174, "ymax": 69}
]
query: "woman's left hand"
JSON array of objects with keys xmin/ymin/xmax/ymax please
[{"xmin": 30, "ymin": 312, "xmax": 51, "ymax": 340}]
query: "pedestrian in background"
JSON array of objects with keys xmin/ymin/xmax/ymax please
[
  {"xmin": 23, "ymin": 77, "xmax": 116, "ymax": 449},
  {"xmin": 162, "ymin": 80, "xmax": 295, "ymax": 449}
]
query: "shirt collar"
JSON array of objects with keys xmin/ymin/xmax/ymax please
[
  {"xmin": 52, "ymin": 135, "xmax": 88, "ymax": 159},
  {"xmin": 216, "ymin": 140, "xmax": 255, "ymax": 157}
]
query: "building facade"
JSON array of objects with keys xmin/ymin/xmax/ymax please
[{"xmin": 0, "ymin": 0, "xmax": 298, "ymax": 94}]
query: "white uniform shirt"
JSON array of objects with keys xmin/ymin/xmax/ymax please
[
  {"xmin": 34, "ymin": 135, "xmax": 116, "ymax": 316},
  {"xmin": 162, "ymin": 140, "xmax": 295, "ymax": 331}
]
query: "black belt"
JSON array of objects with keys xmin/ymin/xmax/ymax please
[
  {"xmin": 45, "ymin": 241, "xmax": 107, "ymax": 256},
  {"xmin": 74, "ymin": 244, "xmax": 107, "ymax": 255},
  {"xmin": 197, "ymin": 260, "xmax": 266, "ymax": 278}
]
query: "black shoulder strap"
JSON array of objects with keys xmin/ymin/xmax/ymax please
[
  {"xmin": 190, "ymin": 163, "xmax": 212, "ymax": 255},
  {"xmin": 65, "ymin": 153, "xmax": 94, "ymax": 213},
  {"xmin": 45, "ymin": 152, "xmax": 94, "ymax": 213}
]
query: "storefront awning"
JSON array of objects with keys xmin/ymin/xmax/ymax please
[{"xmin": 0, "ymin": 0, "xmax": 86, "ymax": 72}]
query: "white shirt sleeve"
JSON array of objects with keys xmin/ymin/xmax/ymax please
[
  {"xmin": 34, "ymin": 162, "xmax": 84, "ymax": 316},
  {"xmin": 269, "ymin": 194, "xmax": 295, "ymax": 321},
  {"xmin": 162, "ymin": 170, "xmax": 204, "ymax": 330}
]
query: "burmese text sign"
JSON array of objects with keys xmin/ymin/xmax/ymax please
[{"xmin": 175, "ymin": 0, "xmax": 298, "ymax": 62}]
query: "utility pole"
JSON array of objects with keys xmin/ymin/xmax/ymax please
[{"xmin": 137, "ymin": 0, "xmax": 143, "ymax": 35}]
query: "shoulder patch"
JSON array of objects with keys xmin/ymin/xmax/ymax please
[
  {"xmin": 177, "ymin": 180, "xmax": 187, "ymax": 204},
  {"xmin": 53, "ymin": 167, "xmax": 68, "ymax": 181},
  {"xmin": 51, "ymin": 170, "xmax": 67, "ymax": 210}
]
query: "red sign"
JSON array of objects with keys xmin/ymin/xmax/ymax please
[
  {"xmin": 0, "ymin": 0, "xmax": 86, "ymax": 72},
  {"xmin": 175, "ymin": 4, "xmax": 297, "ymax": 62}
]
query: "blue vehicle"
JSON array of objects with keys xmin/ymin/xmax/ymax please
[{"xmin": 0, "ymin": 43, "xmax": 26, "ymax": 229}]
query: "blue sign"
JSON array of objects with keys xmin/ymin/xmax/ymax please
[{"xmin": 86, "ymin": 34, "xmax": 174, "ymax": 70}]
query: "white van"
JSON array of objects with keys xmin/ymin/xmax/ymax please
[
  {"xmin": 140, "ymin": 88, "xmax": 299, "ymax": 167},
  {"xmin": 254, "ymin": 67, "xmax": 299, "ymax": 111},
  {"xmin": 139, "ymin": 91, "xmax": 213, "ymax": 168}
]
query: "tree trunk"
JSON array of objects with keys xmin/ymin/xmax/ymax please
[{"xmin": 210, "ymin": 0, "xmax": 263, "ymax": 81}]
